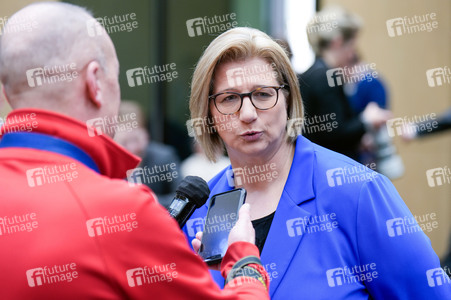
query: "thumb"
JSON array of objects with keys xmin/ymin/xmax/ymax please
[{"xmin": 237, "ymin": 203, "xmax": 251, "ymax": 223}]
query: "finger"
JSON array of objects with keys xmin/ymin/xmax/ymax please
[
  {"xmin": 192, "ymin": 238, "xmax": 201, "ymax": 253},
  {"xmin": 195, "ymin": 231, "xmax": 203, "ymax": 241},
  {"xmin": 237, "ymin": 203, "xmax": 251, "ymax": 222}
]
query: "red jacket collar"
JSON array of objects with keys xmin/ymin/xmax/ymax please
[{"xmin": 0, "ymin": 108, "xmax": 140, "ymax": 179}]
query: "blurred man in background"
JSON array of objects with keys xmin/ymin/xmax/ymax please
[{"xmin": 299, "ymin": 5, "xmax": 392, "ymax": 161}]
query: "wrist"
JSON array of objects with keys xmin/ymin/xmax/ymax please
[
  {"xmin": 224, "ymin": 255, "xmax": 268, "ymax": 290},
  {"xmin": 221, "ymin": 241, "xmax": 260, "ymax": 276},
  {"xmin": 221, "ymin": 242, "xmax": 269, "ymax": 289}
]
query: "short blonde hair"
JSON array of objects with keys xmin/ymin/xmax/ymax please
[
  {"xmin": 307, "ymin": 5, "xmax": 362, "ymax": 56},
  {"xmin": 189, "ymin": 27, "xmax": 303, "ymax": 162}
]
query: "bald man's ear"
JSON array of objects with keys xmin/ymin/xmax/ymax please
[{"xmin": 86, "ymin": 61, "xmax": 103, "ymax": 108}]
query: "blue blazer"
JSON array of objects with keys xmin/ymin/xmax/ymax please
[{"xmin": 183, "ymin": 136, "xmax": 451, "ymax": 299}]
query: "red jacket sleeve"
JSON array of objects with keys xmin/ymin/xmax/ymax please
[{"xmin": 91, "ymin": 184, "xmax": 270, "ymax": 300}]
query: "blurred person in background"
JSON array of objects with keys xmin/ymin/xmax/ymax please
[
  {"xmin": 299, "ymin": 5, "xmax": 392, "ymax": 162},
  {"xmin": 343, "ymin": 53, "xmax": 387, "ymax": 166},
  {"xmin": 344, "ymin": 53, "xmax": 388, "ymax": 114},
  {"xmin": 115, "ymin": 100, "xmax": 182, "ymax": 208},
  {"xmin": 184, "ymin": 26, "xmax": 450, "ymax": 299},
  {"xmin": 0, "ymin": 2, "xmax": 271, "ymax": 299},
  {"xmin": 343, "ymin": 53, "xmax": 404, "ymax": 179}
]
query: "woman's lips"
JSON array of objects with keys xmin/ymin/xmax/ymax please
[{"xmin": 240, "ymin": 131, "xmax": 263, "ymax": 141}]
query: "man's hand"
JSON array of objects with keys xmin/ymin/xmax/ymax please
[
  {"xmin": 192, "ymin": 203, "xmax": 255, "ymax": 270},
  {"xmin": 227, "ymin": 203, "xmax": 255, "ymax": 245},
  {"xmin": 362, "ymin": 102, "xmax": 393, "ymax": 130}
]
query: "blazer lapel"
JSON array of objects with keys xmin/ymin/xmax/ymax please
[
  {"xmin": 261, "ymin": 136, "xmax": 316, "ymax": 297},
  {"xmin": 261, "ymin": 195, "xmax": 312, "ymax": 296}
]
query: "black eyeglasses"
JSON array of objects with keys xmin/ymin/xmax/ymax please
[{"xmin": 208, "ymin": 85, "xmax": 288, "ymax": 115}]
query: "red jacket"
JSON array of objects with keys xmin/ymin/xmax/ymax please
[{"xmin": 0, "ymin": 108, "xmax": 269, "ymax": 299}]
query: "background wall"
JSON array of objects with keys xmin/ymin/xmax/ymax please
[{"xmin": 322, "ymin": 0, "xmax": 451, "ymax": 257}]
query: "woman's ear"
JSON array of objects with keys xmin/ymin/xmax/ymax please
[{"xmin": 85, "ymin": 61, "xmax": 102, "ymax": 108}]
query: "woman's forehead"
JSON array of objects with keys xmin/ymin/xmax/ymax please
[{"xmin": 213, "ymin": 57, "xmax": 279, "ymax": 91}]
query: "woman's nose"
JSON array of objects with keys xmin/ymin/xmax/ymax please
[{"xmin": 239, "ymin": 96, "xmax": 258, "ymax": 123}]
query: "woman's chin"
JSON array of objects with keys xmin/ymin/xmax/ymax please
[{"xmin": 233, "ymin": 143, "xmax": 269, "ymax": 158}]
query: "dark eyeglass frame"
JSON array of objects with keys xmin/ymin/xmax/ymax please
[{"xmin": 208, "ymin": 85, "xmax": 288, "ymax": 115}]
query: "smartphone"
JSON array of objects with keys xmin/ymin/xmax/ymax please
[{"xmin": 198, "ymin": 188, "xmax": 246, "ymax": 265}]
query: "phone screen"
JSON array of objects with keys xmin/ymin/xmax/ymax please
[{"xmin": 198, "ymin": 188, "xmax": 246, "ymax": 265}]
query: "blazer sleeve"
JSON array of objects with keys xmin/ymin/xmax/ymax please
[{"xmin": 356, "ymin": 175, "xmax": 451, "ymax": 299}]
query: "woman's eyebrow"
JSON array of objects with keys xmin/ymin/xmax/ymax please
[{"xmin": 215, "ymin": 85, "xmax": 268, "ymax": 94}]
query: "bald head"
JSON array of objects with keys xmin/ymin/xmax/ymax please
[{"xmin": 0, "ymin": 2, "xmax": 119, "ymax": 120}]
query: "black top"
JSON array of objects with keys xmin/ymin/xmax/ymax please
[{"xmin": 251, "ymin": 211, "xmax": 276, "ymax": 254}]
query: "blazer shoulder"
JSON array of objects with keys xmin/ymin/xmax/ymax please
[{"xmin": 309, "ymin": 142, "xmax": 381, "ymax": 198}]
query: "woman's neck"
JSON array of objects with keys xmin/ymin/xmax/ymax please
[{"xmin": 228, "ymin": 141, "xmax": 295, "ymax": 193}]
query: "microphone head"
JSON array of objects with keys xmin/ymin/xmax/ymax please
[{"xmin": 176, "ymin": 176, "xmax": 210, "ymax": 208}]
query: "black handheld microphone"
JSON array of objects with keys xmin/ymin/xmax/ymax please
[{"xmin": 168, "ymin": 176, "xmax": 210, "ymax": 228}]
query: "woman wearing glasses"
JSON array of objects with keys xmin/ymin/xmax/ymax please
[{"xmin": 183, "ymin": 27, "xmax": 450, "ymax": 299}]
